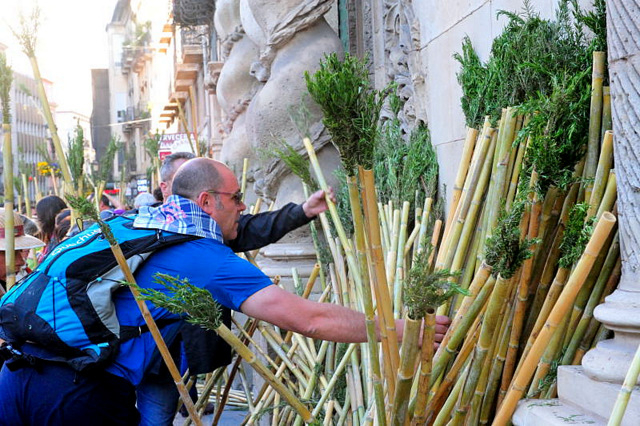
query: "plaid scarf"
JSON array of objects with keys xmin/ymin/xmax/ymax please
[{"xmin": 133, "ymin": 195, "xmax": 223, "ymax": 242}]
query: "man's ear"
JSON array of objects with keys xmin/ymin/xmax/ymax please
[
  {"xmin": 196, "ymin": 191, "xmax": 212, "ymax": 214},
  {"xmin": 159, "ymin": 181, "xmax": 169, "ymax": 197}
]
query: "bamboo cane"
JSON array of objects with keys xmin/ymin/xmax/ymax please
[
  {"xmin": 431, "ymin": 274, "xmax": 496, "ymax": 385},
  {"xmin": 428, "ymin": 219, "xmax": 443, "ymax": 270},
  {"xmin": 33, "ymin": 174, "xmax": 42, "ymax": 203},
  {"xmin": 527, "ymin": 309, "xmax": 571, "ymax": 398},
  {"xmin": 587, "ymin": 130, "xmax": 614, "ymax": 219},
  {"xmin": 583, "ymin": 51, "xmax": 606, "ymax": 204},
  {"xmin": 221, "ymin": 322, "xmax": 314, "ymax": 424},
  {"xmin": 432, "ymin": 363, "xmax": 469, "ymax": 426},
  {"xmin": 393, "ymin": 201, "xmax": 411, "ymax": 317},
  {"xmin": 390, "ymin": 317, "xmax": 422, "ymax": 425},
  {"xmin": 176, "ymin": 100, "xmax": 195, "ymax": 154},
  {"xmin": 596, "ymin": 170, "xmax": 617, "ymax": 220},
  {"xmin": 439, "ymin": 125, "xmax": 495, "ymax": 272},
  {"xmin": 564, "ymin": 230, "xmax": 618, "ymax": 349},
  {"xmin": 469, "ymin": 301, "xmax": 513, "ymax": 425},
  {"xmin": 447, "ymin": 134, "xmax": 497, "ymax": 277},
  {"xmin": 568, "ymin": 254, "xmax": 621, "ymax": 366},
  {"xmin": 438, "ymin": 262, "xmax": 492, "ymax": 351},
  {"xmin": 500, "ymin": 177, "xmax": 541, "ymax": 399},
  {"xmin": 607, "ymin": 345, "xmax": 640, "ymax": 426},
  {"xmin": 441, "ymin": 127, "xmax": 479, "ymax": 248},
  {"xmin": 25, "ymin": 55, "xmax": 74, "ymax": 195},
  {"xmin": 523, "ymin": 182, "xmax": 578, "ymax": 339},
  {"xmin": 494, "ymin": 212, "xmax": 616, "ymax": 426},
  {"xmin": 484, "ymin": 107, "xmax": 517, "ymax": 240},
  {"xmin": 411, "ymin": 309, "xmax": 436, "ymax": 425},
  {"xmin": 505, "ymin": 136, "xmax": 528, "ymax": 212},
  {"xmin": 480, "ymin": 305, "xmax": 514, "ymax": 424},
  {"xmin": 361, "ymin": 167, "xmax": 400, "ymax": 393},
  {"xmin": 241, "ymin": 158, "xmax": 249, "ymax": 201},
  {"xmin": 3, "ymin": 123, "xmax": 16, "ymax": 290},
  {"xmin": 601, "ymin": 86, "xmax": 612, "ymax": 140},
  {"xmin": 425, "ymin": 317, "xmax": 481, "ymax": 423},
  {"xmin": 21, "ymin": 173, "xmax": 32, "ymax": 217},
  {"xmin": 452, "ymin": 274, "xmax": 514, "ymax": 423},
  {"xmin": 387, "ymin": 209, "xmax": 401, "ymax": 287}
]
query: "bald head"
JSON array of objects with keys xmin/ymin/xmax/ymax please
[{"xmin": 172, "ymin": 158, "xmax": 227, "ymax": 201}]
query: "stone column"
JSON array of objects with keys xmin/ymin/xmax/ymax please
[{"xmin": 514, "ymin": 1, "xmax": 640, "ymax": 424}]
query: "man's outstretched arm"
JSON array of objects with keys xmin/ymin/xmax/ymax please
[{"xmin": 240, "ymin": 284, "xmax": 450, "ymax": 346}]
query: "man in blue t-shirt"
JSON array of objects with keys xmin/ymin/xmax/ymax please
[{"xmin": 0, "ymin": 158, "xmax": 450, "ymax": 425}]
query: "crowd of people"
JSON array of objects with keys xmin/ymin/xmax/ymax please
[{"xmin": 0, "ymin": 153, "xmax": 450, "ymax": 425}]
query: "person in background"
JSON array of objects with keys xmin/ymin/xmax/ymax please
[
  {"xmin": 99, "ymin": 193, "xmax": 127, "ymax": 220},
  {"xmin": 133, "ymin": 193, "xmax": 156, "ymax": 210},
  {"xmin": 52, "ymin": 209, "xmax": 71, "ymax": 244},
  {"xmin": 0, "ymin": 208, "xmax": 45, "ymax": 293},
  {"xmin": 34, "ymin": 195, "xmax": 67, "ymax": 262},
  {"xmin": 152, "ymin": 187, "xmax": 163, "ymax": 204}
]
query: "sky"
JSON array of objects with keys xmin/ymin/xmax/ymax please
[{"xmin": 0, "ymin": 0, "xmax": 118, "ymax": 116}]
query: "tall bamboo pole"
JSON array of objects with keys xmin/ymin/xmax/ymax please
[
  {"xmin": 362, "ymin": 167, "xmax": 400, "ymax": 383},
  {"xmin": 2, "ymin": 124, "xmax": 16, "ymax": 290},
  {"xmin": 583, "ymin": 51, "xmax": 606, "ymax": 204},
  {"xmin": 441, "ymin": 127, "xmax": 478, "ymax": 246},
  {"xmin": 588, "ymin": 130, "xmax": 614, "ymax": 218},
  {"xmin": 494, "ymin": 212, "xmax": 616, "ymax": 425},
  {"xmin": 608, "ymin": 340, "xmax": 640, "ymax": 426}
]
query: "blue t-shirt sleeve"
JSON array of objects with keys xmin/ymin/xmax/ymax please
[{"xmin": 206, "ymin": 250, "xmax": 273, "ymax": 311}]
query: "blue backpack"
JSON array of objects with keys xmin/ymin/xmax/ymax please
[{"xmin": 0, "ymin": 215, "xmax": 197, "ymax": 372}]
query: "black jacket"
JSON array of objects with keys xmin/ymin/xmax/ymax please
[{"xmin": 182, "ymin": 202, "xmax": 313, "ymax": 374}]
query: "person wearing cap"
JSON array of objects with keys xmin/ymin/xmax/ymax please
[{"xmin": 0, "ymin": 209, "xmax": 44, "ymax": 293}]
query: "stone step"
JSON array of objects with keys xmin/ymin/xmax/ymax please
[{"xmin": 512, "ymin": 366, "xmax": 640, "ymax": 425}]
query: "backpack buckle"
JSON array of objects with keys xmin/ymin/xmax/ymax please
[{"xmin": 0, "ymin": 341, "xmax": 40, "ymax": 371}]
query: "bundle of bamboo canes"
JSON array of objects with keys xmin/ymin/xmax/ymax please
[{"xmin": 198, "ymin": 49, "xmax": 619, "ymax": 425}]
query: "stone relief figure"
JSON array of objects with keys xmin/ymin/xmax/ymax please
[
  {"xmin": 239, "ymin": 0, "xmax": 341, "ymax": 204},
  {"xmin": 212, "ymin": 0, "xmax": 342, "ymax": 280},
  {"xmin": 382, "ymin": 0, "xmax": 426, "ymax": 135},
  {"xmin": 214, "ymin": 0, "xmax": 262, "ymax": 186}
]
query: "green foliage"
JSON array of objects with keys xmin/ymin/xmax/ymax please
[
  {"xmin": 95, "ymin": 137, "xmax": 121, "ymax": 183},
  {"xmin": 267, "ymin": 139, "xmax": 318, "ymax": 192},
  {"xmin": 375, "ymin": 95, "xmax": 440, "ymax": 214},
  {"xmin": 143, "ymin": 132, "xmax": 161, "ymax": 158},
  {"xmin": 66, "ymin": 194, "xmax": 116, "ymax": 244},
  {"xmin": 559, "ymin": 202, "xmax": 595, "ymax": 268},
  {"xmin": 305, "ymin": 53, "xmax": 386, "ymax": 174},
  {"xmin": 455, "ymin": 0, "xmax": 602, "ymax": 129},
  {"xmin": 0, "ymin": 53, "xmax": 12, "ymax": 124},
  {"xmin": 13, "ymin": 176, "xmax": 22, "ymax": 196},
  {"xmin": 131, "ymin": 273, "xmax": 223, "ymax": 331},
  {"xmin": 332, "ymin": 343, "xmax": 348, "ymax": 405},
  {"xmin": 404, "ymin": 250, "xmax": 466, "ymax": 320},
  {"xmin": 12, "ymin": 6, "xmax": 41, "ymax": 58},
  {"xmin": 67, "ymin": 124, "xmax": 85, "ymax": 184},
  {"xmin": 518, "ymin": 69, "xmax": 592, "ymax": 192},
  {"xmin": 332, "ymin": 168, "xmax": 354, "ymax": 237},
  {"xmin": 572, "ymin": 0, "xmax": 607, "ymax": 54},
  {"xmin": 484, "ymin": 201, "xmax": 535, "ymax": 279}
]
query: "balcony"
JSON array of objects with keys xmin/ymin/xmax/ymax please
[{"xmin": 175, "ymin": 63, "xmax": 199, "ymax": 82}]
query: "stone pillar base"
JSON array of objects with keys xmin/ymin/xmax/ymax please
[
  {"xmin": 257, "ymin": 242, "xmax": 319, "ymax": 292},
  {"xmin": 512, "ymin": 366, "xmax": 640, "ymax": 426}
]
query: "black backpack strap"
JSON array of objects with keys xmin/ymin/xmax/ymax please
[{"xmin": 119, "ymin": 318, "xmax": 181, "ymax": 342}]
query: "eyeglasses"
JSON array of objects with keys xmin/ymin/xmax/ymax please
[{"xmin": 205, "ymin": 189, "xmax": 244, "ymax": 205}]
